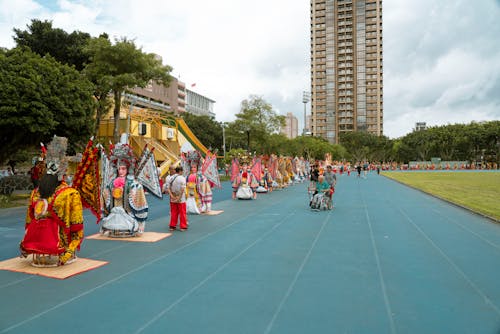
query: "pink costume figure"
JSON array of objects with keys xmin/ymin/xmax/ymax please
[
  {"xmin": 185, "ymin": 165, "xmax": 213, "ymax": 214},
  {"xmin": 186, "ymin": 166, "xmax": 201, "ymax": 214}
]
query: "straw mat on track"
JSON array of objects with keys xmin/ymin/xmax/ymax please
[
  {"xmin": 0, "ymin": 257, "xmax": 108, "ymax": 280},
  {"xmin": 86, "ymin": 231, "xmax": 172, "ymax": 242},
  {"xmin": 201, "ymin": 210, "xmax": 224, "ymax": 216}
]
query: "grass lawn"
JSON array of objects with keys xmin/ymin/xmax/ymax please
[{"xmin": 382, "ymin": 171, "xmax": 500, "ymax": 222}]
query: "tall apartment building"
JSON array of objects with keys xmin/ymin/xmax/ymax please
[
  {"xmin": 281, "ymin": 112, "xmax": 299, "ymax": 139},
  {"xmin": 310, "ymin": 0, "xmax": 383, "ymax": 144}
]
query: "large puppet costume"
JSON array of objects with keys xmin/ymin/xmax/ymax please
[
  {"xmin": 20, "ymin": 136, "xmax": 84, "ymax": 267},
  {"xmin": 256, "ymin": 167, "xmax": 273, "ymax": 193},
  {"xmin": 231, "ymin": 156, "xmax": 259, "ymax": 200},
  {"xmin": 99, "ymin": 135, "xmax": 160, "ymax": 237},
  {"xmin": 181, "ymin": 150, "xmax": 220, "ymax": 214}
]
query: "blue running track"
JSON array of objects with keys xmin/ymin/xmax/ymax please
[{"xmin": 0, "ymin": 172, "xmax": 499, "ymax": 333}]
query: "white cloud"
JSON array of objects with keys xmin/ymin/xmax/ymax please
[
  {"xmin": 1, "ymin": 0, "xmax": 498, "ymax": 139},
  {"xmin": 383, "ymin": 0, "xmax": 500, "ymax": 138}
]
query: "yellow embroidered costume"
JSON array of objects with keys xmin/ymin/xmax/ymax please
[
  {"xmin": 19, "ymin": 136, "xmax": 85, "ymax": 266},
  {"xmin": 22, "ymin": 182, "xmax": 84, "ymax": 265}
]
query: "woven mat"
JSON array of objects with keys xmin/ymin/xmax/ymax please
[
  {"xmin": 86, "ymin": 231, "xmax": 172, "ymax": 242},
  {"xmin": 202, "ymin": 210, "xmax": 224, "ymax": 216},
  {"xmin": 0, "ymin": 257, "xmax": 108, "ymax": 280}
]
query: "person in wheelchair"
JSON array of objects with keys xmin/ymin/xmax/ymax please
[{"xmin": 309, "ymin": 175, "xmax": 333, "ymax": 210}]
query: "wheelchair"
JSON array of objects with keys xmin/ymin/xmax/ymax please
[{"xmin": 308, "ymin": 182, "xmax": 333, "ymax": 211}]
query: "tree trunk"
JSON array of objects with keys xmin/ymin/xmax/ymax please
[
  {"xmin": 113, "ymin": 91, "xmax": 122, "ymax": 143},
  {"xmin": 246, "ymin": 130, "xmax": 250, "ymax": 152},
  {"xmin": 93, "ymin": 93, "xmax": 109, "ymax": 139}
]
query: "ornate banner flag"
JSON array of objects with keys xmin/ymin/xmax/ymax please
[
  {"xmin": 99, "ymin": 147, "xmax": 115, "ymax": 202},
  {"xmin": 230, "ymin": 158, "xmax": 240, "ymax": 182},
  {"xmin": 137, "ymin": 147, "xmax": 163, "ymax": 199},
  {"xmin": 269, "ymin": 155, "xmax": 278, "ymax": 179},
  {"xmin": 72, "ymin": 138, "xmax": 101, "ymax": 222},
  {"xmin": 251, "ymin": 156, "xmax": 262, "ymax": 182},
  {"xmin": 202, "ymin": 151, "xmax": 221, "ymax": 189}
]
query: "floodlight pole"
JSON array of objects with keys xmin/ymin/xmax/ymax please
[{"xmin": 302, "ymin": 91, "xmax": 310, "ymax": 135}]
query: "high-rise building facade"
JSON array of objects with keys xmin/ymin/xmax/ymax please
[
  {"xmin": 310, "ymin": 0, "xmax": 383, "ymax": 144},
  {"xmin": 281, "ymin": 112, "xmax": 299, "ymax": 139}
]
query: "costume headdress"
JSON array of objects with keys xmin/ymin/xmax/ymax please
[
  {"xmin": 238, "ymin": 153, "xmax": 251, "ymax": 167},
  {"xmin": 45, "ymin": 135, "xmax": 69, "ymax": 181},
  {"xmin": 181, "ymin": 150, "xmax": 203, "ymax": 175},
  {"xmin": 109, "ymin": 142, "xmax": 136, "ymax": 174}
]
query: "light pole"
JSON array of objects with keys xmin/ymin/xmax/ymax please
[{"xmin": 302, "ymin": 91, "xmax": 310, "ymax": 135}]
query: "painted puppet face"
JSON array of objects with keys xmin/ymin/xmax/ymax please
[{"xmin": 118, "ymin": 165, "xmax": 128, "ymax": 177}]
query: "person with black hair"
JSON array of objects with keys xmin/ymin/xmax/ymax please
[
  {"xmin": 20, "ymin": 136, "xmax": 84, "ymax": 266},
  {"xmin": 166, "ymin": 166, "xmax": 188, "ymax": 231}
]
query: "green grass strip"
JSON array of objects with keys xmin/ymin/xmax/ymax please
[{"xmin": 382, "ymin": 172, "xmax": 500, "ymax": 222}]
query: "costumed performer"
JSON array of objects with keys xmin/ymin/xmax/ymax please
[
  {"xmin": 234, "ymin": 163, "xmax": 259, "ymax": 200},
  {"xmin": 185, "ymin": 164, "xmax": 201, "ymax": 214},
  {"xmin": 182, "ymin": 150, "xmax": 214, "ymax": 214},
  {"xmin": 20, "ymin": 136, "xmax": 84, "ymax": 266},
  {"xmin": 100, "ymin": 139, "xmax": 148, "ymax": 237}
]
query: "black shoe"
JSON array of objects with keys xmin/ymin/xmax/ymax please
[{"xmin": 169, "ymin": 227, "xmax": 176, "ymax": 231}]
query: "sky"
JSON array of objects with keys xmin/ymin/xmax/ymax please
[{"xmin": 0, "ymin": 0, "xmax": 499, "ymax": 139}]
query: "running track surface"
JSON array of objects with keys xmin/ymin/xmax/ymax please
[{"xmin": 0, "ymin": 172, "xmax": 499, "ymax": 334}]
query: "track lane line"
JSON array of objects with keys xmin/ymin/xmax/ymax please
[{"xmin": 396, "ymin": 207, "xmax": 500, "ymax": 317}]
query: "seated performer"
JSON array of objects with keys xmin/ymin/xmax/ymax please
[
  {"xmin": 234, "ymin": 165, "xmax": 258, "ymax": 200},
  {"xmin": 100, "ymin": 142, "xmax": 148, "ymax": 237},
  {"xmin": 310, "ymin": 175, "xmax": 332, "ymax": 210},
  {"xmin": 256, "ymin": 167, "xmax": 273, "ymax": 193},
  {"xmin": 20, "ymin": 136, "xmax": 84, "ymax": 266}
]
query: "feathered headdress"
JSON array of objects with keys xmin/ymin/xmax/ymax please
[{"xmin": 45, "ymin": 135, "xmax": 69, "ymax": 181}]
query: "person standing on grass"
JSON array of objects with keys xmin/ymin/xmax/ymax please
[{"xmin": 167, "ymin": 166, "xmax": 188, "ymax": 232}]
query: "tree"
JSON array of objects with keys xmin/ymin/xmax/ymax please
[
  {"xmin": 0, "ymin": 48, "xmax": 95, "ymax": 163},
  {"xmin": 261, "ymin": 133, "xmax": 289, "ymax": 155},
  {"xmin": 181, "ymin": 113, "xmax": 223, "ymax": 153},
  {"xmin": 288, "ymin": 136, "xmax": 339, "ymax": 160},
  {"xmin": 339, "ymin": 131, "xmax": 376, "ymax": 162},
  {"xmin": 83, "ymin": 36, "xmax": 173, "ymax": 143},
  {"xmin": 230, "ymin": 96, "xmax": 285, "ymax": 152},
  {"xmin": 400, "ymin": 130, "xmax": 433, "ymax": 161},
  {"xmin": 13, "ymin": 19, "xmax": 91, "ymax": 71},
  {"xmin": 482, "ymin": 121, "xmax": 500, "ymax": 164}
]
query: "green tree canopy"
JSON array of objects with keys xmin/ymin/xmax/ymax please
[
  {"xmin": 83, "ymin": 36, "xmax": 173, "ymax": 142},
  {"xmin": 13, "ymin": 19, "xmax": 91, "ymax": 71},
  {"xmin": 181, "ymin": 113, "xmax": 223, "ymax": 154},
  {"xmin": 0, "ymin": 48, "xmax": 95, "ymax": 163},
  {"xmin": 230, "ymin": 95, "xmax": 285, "ymax": 152}
]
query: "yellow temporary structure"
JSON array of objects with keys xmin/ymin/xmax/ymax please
[{"xmin": 97, "ymin": 106, "xmax": 209, "ymax": 178}]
